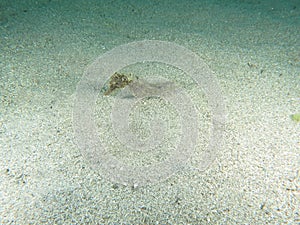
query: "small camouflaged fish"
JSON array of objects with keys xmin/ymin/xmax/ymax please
[{"xmin": 104, "ymin": 72, "xmax": 175, "ymax": 98}]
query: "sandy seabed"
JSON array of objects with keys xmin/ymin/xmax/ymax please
[{"xmin": 0, "ymin": 0, "xmax": 299, "ymax": 224}]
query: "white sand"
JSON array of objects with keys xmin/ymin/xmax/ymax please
[{"xmin": 0, "ymin": 0, "xmax": 299, "ymax": 224}]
